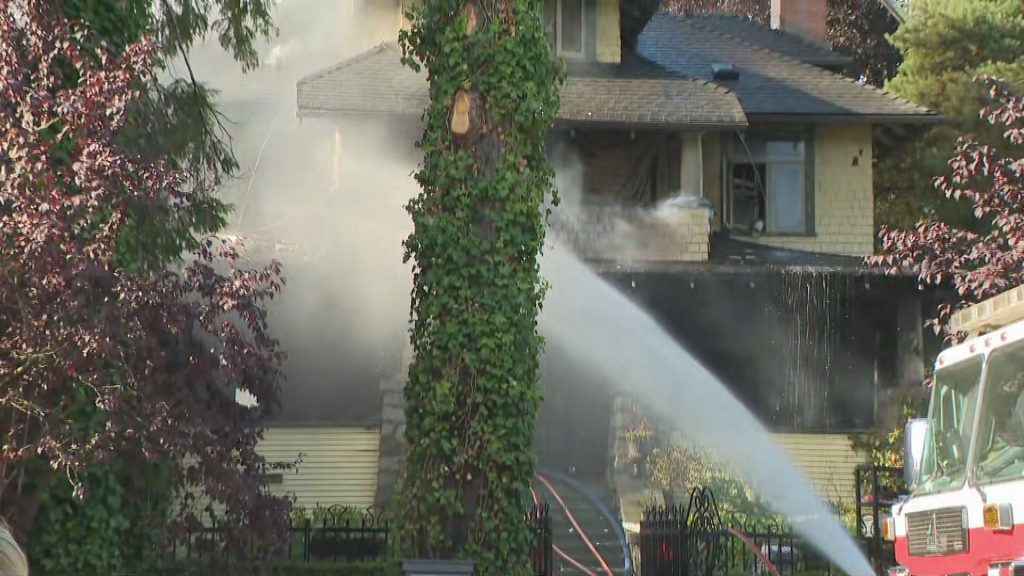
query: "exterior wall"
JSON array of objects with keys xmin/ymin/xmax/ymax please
[
  {"xmin": 552, "ymin": 205, "xmax": 710, "ymax": 261},
  {"xmin": 732, "ymin": 124, "xmax": 875, "ymax": 257},
  {"xmin": 554, "ymin": 130, "xmax": 708, "ymax": 262},
  {"xmin": 595, "ymin": 0, "xmax": 621, "ymax": 63},
  {"xmin": 577, "ymin": 131, "xmax": 674, "ymax": 203},
  {"xmin": 354, "ymin": 0, "xmax": 405, "ymax": 44},
  {"xmin": 772, "ymin": 433, "xmax": 864, "ymax": 505},
  {"xmin": 259, "ymin": 427, "xmax": 381, "ymax": 509},
  {"xmin": 758, "ymin": 124, "xmax": 874, "ymax": 256}
]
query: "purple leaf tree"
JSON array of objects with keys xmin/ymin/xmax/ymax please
[
  {"xmin": 0, "ymin": 0, "xmax": 289, "ymax": 558},
  {"xmin": 874, "ymin": 77, "xmax": 1024, "ymax": 340}
]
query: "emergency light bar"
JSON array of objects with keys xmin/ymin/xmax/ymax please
[{"xmin": 950, "ymin": 285, "xmax": 1024, "ymax": 337}]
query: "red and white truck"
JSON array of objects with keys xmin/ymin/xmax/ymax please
[{"xmin": 885, "ymin": 286, "xmax": 1024, "ymax": 576}]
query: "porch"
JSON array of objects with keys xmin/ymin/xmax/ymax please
[{"xmin": 549, "ymin": 127, "xmax": 715, "ymax": 263}]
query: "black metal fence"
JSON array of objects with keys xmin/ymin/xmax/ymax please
[
  {"xmin": 529, "ymin": 503, "xmax": 554, "ymax": 576},
  {"xmin": 163, "ymin": 502, "xmax": 555, "ymax": 575},
  {"xmin": 721, "ymin": 512, "xmax": 832, "ymax": 575},
  {"xmin": 640, "ymin": 487, "xmax": 837, "ymax": 576},
  {"xmin": 855, "ymin": 465, "xmax": 903, "ymax": 574},
  {"xmin": 162, "ymin": 505, "xmax": 390, "ymax": 566},
  {"xmin": 639, "ymin": 487, "xmax": 725, "ymax": 576}
]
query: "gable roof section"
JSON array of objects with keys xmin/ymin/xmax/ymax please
[
  {"xmin": 296, "ymin": 43, "xmax": 747, "ymax": 129},
  {"xmin": 637, "ymin": 12, "xmax": 939, "ymax": 123},
  {"xmin": 687, "ymin": 15, "xmax": 851, "ymax": 68},
  {"xmin": 297, "ymin": 44, "xmax": 427, "ymax": 117}
]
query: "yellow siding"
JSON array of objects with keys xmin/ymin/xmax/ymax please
[
  {"xmin": 772, "ymin": 433, "xmax": 865, "ymax": 505},
  {"xmin": 259, "ymin": 427, "xmax": 380, "ymax": 509},
  {"xmin": 596, "ymin": 0, "xmax": 621, "ymax": 63},
  {"xmin": 753, "ymin": 124, "xmax": 875, "ymax": 257}
]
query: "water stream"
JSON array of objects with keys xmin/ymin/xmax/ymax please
[{"xmin": 538, "ymin": 242, "xmax": 874, "ymax": 576}]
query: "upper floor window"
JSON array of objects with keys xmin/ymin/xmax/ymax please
[
  {"xmin": 543, "ymin": 0, "xmax": 585, "ymax": 58},
  {"xmin": 724, "ymin": 131, "xmax": 813, "ymax": 235}
]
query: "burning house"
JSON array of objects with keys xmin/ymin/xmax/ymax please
[{"xmin": 202, "ymin": 0, "xmax": 942, "ymax": 512}]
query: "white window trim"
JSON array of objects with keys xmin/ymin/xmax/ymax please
[{"xmin": 555, "ymin": 0, "xmax": 585, "ymax": 59}]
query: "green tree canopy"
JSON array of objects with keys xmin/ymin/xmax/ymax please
[
  {"xmin": 58, "ymin": 0, "xmax": 278, "ymax": 272},
  {"xmin": 877, "ymin": 0, "xmax": 1024, "ymax": 231}
]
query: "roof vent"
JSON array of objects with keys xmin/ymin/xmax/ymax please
[{"xmin": 711, "ymin": 63, "xmax": 739, "ymax": 81}]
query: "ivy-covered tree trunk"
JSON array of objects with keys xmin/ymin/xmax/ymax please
[{"xmin": 398, "ymin": 0, "xmax": 562, "ymax": 571}]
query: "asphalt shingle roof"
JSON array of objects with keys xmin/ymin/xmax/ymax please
[
  {"xmin": 296, "ymin": 43, "xmax": 748, "ymax": 129},
  {"xmin": 637, "ymin": 12, "xmax": 939, "ymax": 122},
  {"xmin": 685, "ymin": 15, "xmax": 851, "ymax": 67}
]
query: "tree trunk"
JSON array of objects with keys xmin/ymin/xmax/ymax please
[{"xmin": 398, "ymin": 0, "xmax": 562, "ymax": 571}]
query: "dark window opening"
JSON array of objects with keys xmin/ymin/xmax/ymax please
[{"xmin": 725, "ymin": 132, "xmax": 811, "ymax": 235}]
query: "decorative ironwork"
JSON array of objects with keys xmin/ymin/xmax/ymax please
[
  {"xmin": 298, "ymin": 505, "xmax": 389, "ymax": 562},
  {"xmin": 855, "ymin": 464, "xmax": 903, "ymax": 572},
  {"xmin": 640, "ymin": 486, "xmax": 725, "ymax": 576},
  {"xmin": 685, "ymin": 487, "xmax": 724, "ymax": 576}
]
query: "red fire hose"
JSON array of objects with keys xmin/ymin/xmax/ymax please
[{"xmin": 726, "ymin": 526, "xmax": 782, "ymax": 576}]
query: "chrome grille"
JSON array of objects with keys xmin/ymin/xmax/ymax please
[{"xmin": 906, "ymin": 507, "xmax": 968, "ymax": 556}]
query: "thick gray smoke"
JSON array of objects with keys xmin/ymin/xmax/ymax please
[
  {"xmin": 178, "ymin": 0, "xmax": 419, "ymax": 421},
  {"xmin": 179, "ymin": 7, "xmax": 871, "ymax": 570}
]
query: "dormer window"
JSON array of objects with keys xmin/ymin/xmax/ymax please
[{"xmin": 543, "ymin": 0, "xmax": 585, "ymax": 59}]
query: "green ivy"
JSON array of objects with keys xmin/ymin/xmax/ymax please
[
  {"xmin": 28, "ymin": 459, "xmax": 174, "ymax": 575},
  {"xmin": 396, "ymin": 0, "xmax": 563, "ymax": 572}
]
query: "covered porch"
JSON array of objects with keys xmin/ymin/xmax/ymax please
[{"xmin": 295, "ymin": 45, "xmax": 747, "ymax": 264}]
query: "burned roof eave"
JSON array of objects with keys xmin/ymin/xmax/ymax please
[
  {"xmin": 587, "ymin": 259, "xmax": 897, "ymax": 276},
  {"xmin": 583, "ymin": 232, "xmax": 917, "ymax": 277}
]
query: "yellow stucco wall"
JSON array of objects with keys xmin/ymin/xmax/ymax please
[
  {"xmin": 260, "ymin": 427, "xmax": 380, "ymax": 509},
  {"xmin": 596, "ymin": 0, "xmax": 621, "ymax": 63},
  {"xmin": 752, "ymin": 124, "xmax": 875, "ymax": 257},
  {"xmin": 773, "ymin": 433, "xmax": 865, "ymax": 505}
]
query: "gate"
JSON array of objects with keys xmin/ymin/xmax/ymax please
[
  {"xmin": 640, "ymin": 487, "xmax": 724, "ymax": 576},
  {"xmin": 855, "ymin": 465, "xmax": 902, "ymax": 574}
]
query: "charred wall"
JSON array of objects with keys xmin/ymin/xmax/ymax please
[{"xmin": 600, "ymin": 269, "xmax": 933, "ymax": 432}]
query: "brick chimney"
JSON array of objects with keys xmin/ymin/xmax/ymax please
[{"xmin": 771, "ymin": 0, "xmax": 828, "ymax": 45}]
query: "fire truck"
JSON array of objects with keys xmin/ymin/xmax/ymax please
[{"xmin": 884, "ymin": 286, "xmax": 1024, "ymax": 576}]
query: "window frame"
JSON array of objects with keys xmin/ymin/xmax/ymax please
[
  {"xmin": 545, "ymin": 0, "xmax": 586, "ymax": 60},
  {"xmin": 723, "ymin": 128, "xmax": 815, "ymax": 236}
]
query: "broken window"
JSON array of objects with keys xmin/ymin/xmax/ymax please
[{"xmin": 725, "ymin": 132, "xmax": 811, "ymax": 235}]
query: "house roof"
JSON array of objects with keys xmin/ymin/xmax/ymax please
[
  {"xmin": 296, "ymin": 43, "xmax": 748, "ymax": 129},
  {"xmin": 637, "ymin": 12, "xmax": 940, "ymax": 123},
  {"xmin": 685, "ymin": 15, "xmax": 851, "ymax": 68},
  {"xmin": 589, "ymin": 233, "xmax": 895, "ymax": 275}
]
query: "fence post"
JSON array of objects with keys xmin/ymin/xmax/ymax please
[
  {"xmin": 303, "ymin": 518, "xmax": 311, "ymax": 562},
  {"xmin": 871, "ymin": 466, "xmax": 881, "ymax": 573},
  {"xmin": 854, "ymin": 466, "xmax": 863, "ymax": 540}
]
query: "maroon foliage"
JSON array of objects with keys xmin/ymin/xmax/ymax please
[
  {"xmin": 827, "ymin": 0, "xmax": 900, "ymax": 87},
  {"xmin": 0, "ymin": 0, "xmax": 288, "ymax": 556},
  {"xmin": 874, "ymin": 78, "xmax": 1024, "ymax": 339}
]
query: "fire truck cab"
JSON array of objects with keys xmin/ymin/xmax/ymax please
[{"xmin": 887, "ymin": 286, "xmax": 1024, "ymax": 576}]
